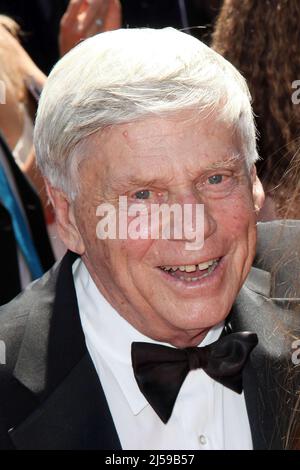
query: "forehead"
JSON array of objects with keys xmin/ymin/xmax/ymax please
[{"xmin": 80, "ymin": 110, "xmax": 244, "ymax": 182}]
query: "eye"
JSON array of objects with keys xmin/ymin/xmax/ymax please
[
  {"xmin": 208, "ymin": 174, "xmax": 223, "ymax": 185},
  {"xmin": 196, "ymin": 172, "xmax": 236, "ymax": 199},
  {"xmin": 134, "ymin": 190, "xmax": 151, "ymax": 200}
]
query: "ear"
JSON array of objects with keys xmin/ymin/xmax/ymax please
[
  {"xmin": 45, "ymin": 180, "xmax": 85, "ymax": 255},
  {"xmin": 251, "ymin": 165, "xmax": 265, "ymax": 213}
]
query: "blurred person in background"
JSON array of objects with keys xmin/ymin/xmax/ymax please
[
  {"xmin": 212, "ymin": 0, "xmax": 300, "ymax": 220},
  {"xmin": 0, "ymin": 0, "xmax": 222, "ymax": 73},
  {"xmin": 0, "ymin": 16, "xmax": 55, "ymax": 304},
  {"xmin": 0, "ymin": 132, "xmax": 55, "ymax": 304},
  {"xmin": 0, "ymin": 15, "xmax": 44, "ymax": 168},
  {"xmin": 0, "ymin": 0, "xmax": 121, "ymax": 72},
  {"xmin": 59, "ymin": 0, "xmax": 121, "ymax": 55},
  {"xmin": 0, "ymin": 0, "xmax": 69, "ymax": 74}
]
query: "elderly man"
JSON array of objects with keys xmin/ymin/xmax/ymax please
[{"xmin": 0, "ymin": 28, "xmax": 299, "ymax": 450}]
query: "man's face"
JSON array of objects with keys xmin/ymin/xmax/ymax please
[{"xmin": 72, "ymin": 110, "xmax": 261, "ymax": 347}]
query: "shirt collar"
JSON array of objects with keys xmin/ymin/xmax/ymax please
[{"xmin": 73, "ymin": 258, "xmax": 224, "ymax": 416}]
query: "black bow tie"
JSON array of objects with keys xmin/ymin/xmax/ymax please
[{"xmin": 131, "ymin": 331, "xmax": 258, "ymax": 423}]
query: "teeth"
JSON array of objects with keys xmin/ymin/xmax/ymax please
[
  {"xmin": 161, "ymin": 259, "xmax": 218, "ymax": 273},
  {"xmin": 198, "ymin": 260, "xmax": 214, "ymax": 270},
  {"xmin": 185, "ymin": 265, "xmax": 197, "ymax": 273}
]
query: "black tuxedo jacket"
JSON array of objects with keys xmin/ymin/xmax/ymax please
[
  {"xmin": 0, "ymin": 221, "xmax": 299, "ymax": 450},
  {"xmin": 0, "ymin": 134, "xmax": 55, "ymax": 305}
]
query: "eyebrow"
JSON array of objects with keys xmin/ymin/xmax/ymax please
[
  {"xmin": 204, "ymin": 153, "xmax": 242, "ymax": 171},
  {"xmin": 109, "ymin": 173, "xmax": 176, "ymax": 191}
]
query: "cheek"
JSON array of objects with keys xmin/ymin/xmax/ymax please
[
  {"xmin": 78, "ymin": 205, "xmax": 99, "ymax": 246},
  {"xmin": 214, "ymin": 186, "xmax": 256, "ymax": 230},
  {"xmin": 119, "ymin": 238, "xmax": 157, "ymax": 267},
  {"xmin": 215, "ymin": 201, "xmax": 255, "ymax": 237},
  {"xmin": 98, "ymin": 239, "xmax": 156, "ymax": 274},
  {"xmin": 217, "ymin": 197, "xmax": 257, "ymax": 281},
  {"xmin": 212, "ymin": 193, "xmax": 257, "ymax": 265}
]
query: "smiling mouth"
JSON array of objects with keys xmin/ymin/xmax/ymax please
[{"xmin": 158, "ymin": 258, "xmax": 221, "ymax": 282}]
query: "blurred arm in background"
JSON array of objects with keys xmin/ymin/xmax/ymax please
[{"xmin": 59, "ymin": 0, "xmax": 121, "ymax": 56}]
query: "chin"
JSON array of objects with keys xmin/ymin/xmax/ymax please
[{"xmin": 152, "ymin": 299, "xmax": 230, "ymax": 335}]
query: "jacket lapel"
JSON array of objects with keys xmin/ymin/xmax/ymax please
[
  {"xmin": 9, "ymin": 251, "xmax": 121, "ymax": 449},
  {"xmin": 231, "ymin": 266, "xmax": 300, "ymax": 449},
  {"xmin": 10, "ymin": 354, "xmax": 121, "ymax": 449}
]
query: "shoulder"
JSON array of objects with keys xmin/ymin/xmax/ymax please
[
  {"xmin": 0, "ymin": 260, "xmax": 61, "ymax": 383},
  {"xmin": 255, "ymin": 220, "xmax": 300, "ymax": 298},
  {"xmin": 232, "ymin": 219, "xmax": 300, "ymax": 345},
  {"xmin": 256, "ymin": 219, "xmax": 300, "ymax": 258}
]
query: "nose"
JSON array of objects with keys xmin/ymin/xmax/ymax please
[
  {"xmin": 169, "ymin": 193, "xmax": 217, "ymax": 248},
  {"xmin": 202, "ymin": 201, "xmax": 217, "ymax": 241}
]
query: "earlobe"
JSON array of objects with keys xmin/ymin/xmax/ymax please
[{"xmin": 45, "ymin": 180, "xmax": 85, "ymax": 255}]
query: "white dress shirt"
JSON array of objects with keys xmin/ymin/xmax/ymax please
[{"xmin": 73, "ymin": 258, "xmax": 253, "ymax": 450}]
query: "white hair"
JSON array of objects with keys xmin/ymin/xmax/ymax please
[{"xmin": 34, "ymin": 27, "xmax": 258, "ymax": 199}]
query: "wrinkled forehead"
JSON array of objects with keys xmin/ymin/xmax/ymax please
[
  {"xmin": 88, "ymin": 105, "xmax": 242, "ymax": 144},
  {"xmin": 74, "ymin": 110, "xmax": 247, "ymax": 183}
]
